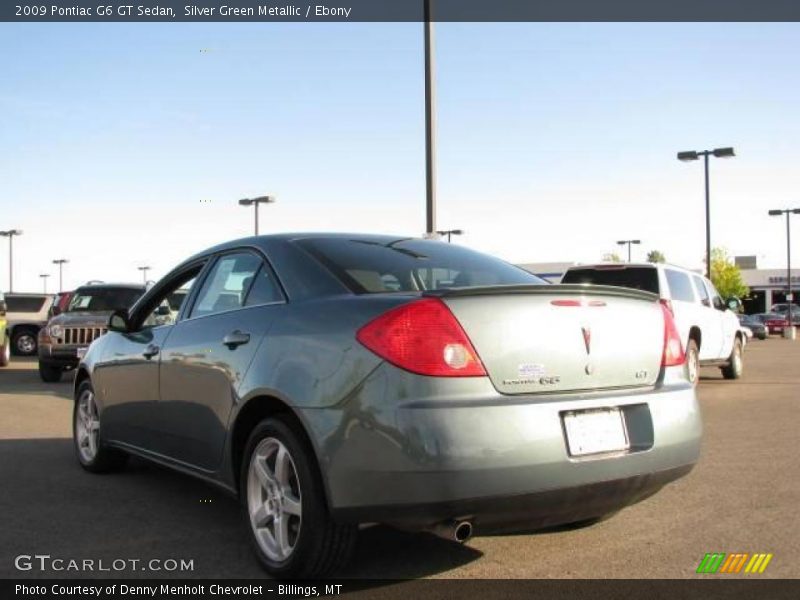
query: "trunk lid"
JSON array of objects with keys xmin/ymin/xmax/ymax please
[{"xmin": 432, "ymin": 284, "xmax": 664, "ymax": 395}]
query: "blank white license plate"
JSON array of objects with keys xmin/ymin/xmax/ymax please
[
  {"xmin": 76, "ymin": 347, "xmax": 88, "ymax": 359},
  {"xmin": 563, "ymin": 408, "xmax": 629, "ymax": 456}
]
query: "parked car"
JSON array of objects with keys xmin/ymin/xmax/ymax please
[
  {"xmin": 0, "ymin": 292, "xmax": 10, "ymax": 366},
  {"xmin": 48, "ymin": 290, "xmax": 74, "ymax": 318},
  {"xmin": 73, "ymin": 234, "xmax": 701, "ymax": 578},
  {"xmin": 769, "ymin": 303, "xmax": 800, "ymax": 325},
  {"xmin": 738, "ymin": 314, "xmax": 767, "ymax": 340},
  {"xmin": 4, "ymin": 292, "xmax": 54, "ymax": 356},
  {"xmin": 38, "ymin": 283, "xmax": 146, "ymax": 382},
  {"xmin": 562, "ymin": 263, "xmax": 744, "ymax": 385},
  {"xmin": 754, "ymin": 313, "xmax": 788, "ymax": 335}
]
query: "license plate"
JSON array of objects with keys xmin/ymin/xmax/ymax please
[
  {"xmin": 76, "ymin": 347, "xmax": 88, "ymax": 359},
  {"xmin": 563, "ymin": 408, "xmax": 629, "ymax": 457}
]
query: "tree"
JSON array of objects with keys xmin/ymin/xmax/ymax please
[
  {"xmin": 602, "ymin": 252, "xmax": 622, "ymax": 262},
  {"xmin": 647, "ymin": 250, "xmax": 666, "ymax": 263},
  {"xmin": 710, "ymin": 247, "xmax": 749, "ymax": 299}
]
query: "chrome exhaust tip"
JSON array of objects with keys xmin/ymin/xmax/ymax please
[{"xmin": 427, "ymin": 519, "xmax": 473, "ymax": 543}]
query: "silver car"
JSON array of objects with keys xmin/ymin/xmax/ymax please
[{"xmin": 73, "ymin": 234, "xmax": 701, "ymax": 578}]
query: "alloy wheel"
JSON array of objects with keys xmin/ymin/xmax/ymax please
[
  {"xmin": 247, "ymin": 437, "xmax": 303, "ymax": 562},
  {"xmin": 16, "ymin": 334, "xmax": 36, "ymax": 354},
  {"xmin": 75, "ymin": 389, "xmax": 100, "ymax": 462}
]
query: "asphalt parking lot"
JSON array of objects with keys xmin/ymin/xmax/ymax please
[{"xmin": 0, "ymin": 340, "xmax": 797, "ymax": 580}]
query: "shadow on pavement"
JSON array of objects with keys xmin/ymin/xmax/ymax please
[
  {"xmin": 0, "ymin": 358, "xmax": 74, "ymax": 398},
  {"xmin": 0, "ymin": 437, "xmax": 482, "ymax": 580}
]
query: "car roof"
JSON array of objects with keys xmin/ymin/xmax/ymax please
[
  {"xmin": 74, "ymin": 283, "xmax": 146, "ymax": 290},
  {"xmin": 567, "ymin": 262, "xmax": 703, "ymax": 274}
]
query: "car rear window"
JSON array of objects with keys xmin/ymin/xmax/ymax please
[
  {"xmin": 5, "ymin": 296, "xmax": 47, "ymax": 312},
  {"xmin": 561, "ymin": 266, "xmax": 659, "ymax": 294},
  {"xmin": 665, "ymin": 269, "xmax": 696, "ymax": 303},
  {"xmin": 295, "ymin": 238, "xmax": 544, "ymax": 294}
]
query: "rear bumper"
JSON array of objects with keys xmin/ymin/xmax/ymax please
[{"xmin": 301, "ymin": 366, "xmax": 701, "ymax": 530}]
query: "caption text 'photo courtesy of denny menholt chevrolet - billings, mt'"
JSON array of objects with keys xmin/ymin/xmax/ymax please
[{"xmin": 69, "ymin": 233, "xmax": 701, "ymax": 578}]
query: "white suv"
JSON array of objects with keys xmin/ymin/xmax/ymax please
[{"xmin": 561, "ymin": 263, "xmax": 744, "ymax": 385}]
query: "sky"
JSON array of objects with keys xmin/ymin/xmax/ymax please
[{"xmin": 2, "ymin": 22, "xmax": 800, "ymax": 292}]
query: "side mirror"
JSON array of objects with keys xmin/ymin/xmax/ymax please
[
  {"xmin": 726, "ymin": 297, "xmax": 742, "ymax": 312},
  {"xmin": 108, "ymin": 310, "xmax": 130, "ymax": 333}
]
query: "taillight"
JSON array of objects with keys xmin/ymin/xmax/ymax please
[
  {"xmin": 661, "ymin": 301, "xmax": 685, "ymax": 367},
  {"xmin": 356, "ymin": 298, "xmax": 487, "ymax": 377}
]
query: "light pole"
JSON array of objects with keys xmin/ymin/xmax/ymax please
[
  {"xmin": 424, "ymin": 0, "xmax": 437, "ymax": 235},
  {"xmin": 138, "ymin": 266, "xmax": 151, "ymax": 284},
  {"xmin": 436, "ymin": 229, "xmax": 463, "ymax": 243},
  {"xmin": 768, "ymin": 208, "xmax": 800, "ymax": 339},
  {"xmin": 52, "ymin": 259, "xmax": 69, "ymax": 292},
  {"xmin": 677, "ymin": 147, "xmax": 736, "ymax": 278},
  {"xmin": 238, "ymin": 196, "xmax": 276, "ymax": 235},
  {"xmin": 616, "ymin": 239, "xmax": 641, "ymax": 263},
  {"xmin": 0, "ymin": 229, "xmax": 23, "ymax": 292},
  {"xmin": 39, "ymin": 274, "xmax": 50, "ymax": 293}
]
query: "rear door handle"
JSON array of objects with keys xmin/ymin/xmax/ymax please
[
  {"xmin": 142, "ymin": 344, "xmax": 160, "ymax": 359},
  {"xmin": 222, "ymin": 330, "xmax": 250, "ymax": 349}
]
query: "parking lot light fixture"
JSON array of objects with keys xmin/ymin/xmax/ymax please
[
  {"xmin": 676, "ymin": 147, "xmax": 736, "ymax": 278},
  {"xmin": 0, "ymin": 229, "xmax": 23, "ymax": 293},
  {"xmin": 436, "ymin": 229, "xmax": 464, "ymax": 243},
  {"xmin": 138, "ymin": 266, "xmax": 151, "ymax": 284},
  {"xmin": 39, "ymin": 274, "xmax": 50, "ymax": 293},
  {"xmin": 52, "ymin": 259, "xmax": 69, "ymax": 292},
  {"xmin": 768, "ymin": 208, "xmax": 800, "ymax": 339},
  {"xmin": 616, "ymin": 239, "xmax": 641, "ymax": 263},
  {"xmin": 238, "ymin": 195, "xmax": 276, "ymax": 236}
]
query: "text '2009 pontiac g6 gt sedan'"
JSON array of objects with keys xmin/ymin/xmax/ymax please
[{"xmin": 72, "ymin": 234, "xmax": 701, "ymax": 578}]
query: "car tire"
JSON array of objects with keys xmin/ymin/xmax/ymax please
[
  {"xmin": 12, "ymin": 328, "xmax": 38, "ymax": 356},
  {"xmin": 685, "ymin": 339, "xmax": 700, "ymax": 386},
  {"xmin": 240, "ymin": 417, "xmax": 357, "ymax": 578},
  {"xmin": 73, "ymin": 380, "xmax": 128, "ymax": 473},
  {"xmin": 39, "ymin": 362, "xmax": 63, "ymax": 383},
  {"xmin": 757, "ymin": 332, "xmax": 767, "ymax": 341},
  {"xmin": 0, "ymin": 335, "xmax": 9, "ymax": 367},
  {"xmin": 721, "ymin": 337, "xmax": 743, "ymax": 380}
]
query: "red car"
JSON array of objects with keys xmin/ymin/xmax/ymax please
[
  {"xmin": 49, "ymin": 291, "xmax": 73, "ymax": 317},
  {"xmin": 756, "ymin": 313, "xmax": 789, "ymax": 335}
]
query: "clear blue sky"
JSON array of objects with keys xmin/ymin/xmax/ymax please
[{"xmin": 2, "ymin": 22, "xmax": 799, "ymax": 291}]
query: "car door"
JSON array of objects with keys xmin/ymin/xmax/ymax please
[
  {"xmin": 706, "ymin": 279, "xmax": 734, "ymax": 358},
  {"xmin": 156, "ymin": 250, "xmax": 285, "ymax": 471},
  {"xmin": 91, "ymin": 264, "xmax": 204, "ymax": 450}
]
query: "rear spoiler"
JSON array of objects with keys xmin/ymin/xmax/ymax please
[{"xmin": 424, "ymin": 283, "xmax": 659, "ymax": 303}]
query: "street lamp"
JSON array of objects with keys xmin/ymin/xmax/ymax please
[
  {"xmin": 677, "ymin": 146, "xmax": 736, "ymax": 278},
  {"xmin": 424, "ymin": 0, "xmax": 437, "ymax": 236},
  {"xmin": 52, "ymin": 259, "xmax": 69, "ymax": 292},
  {"xmin": 436, "ymin": 229, "xmax": 464, "ymax": 243},
  {"xmin": 238, "ymin": 196, "xmax": 276, "ymax": 235},
  {"xmin": 768, "ymin": 207, "xmax": 800, "ymax": 339},
  {"xmin": 616, "ymin": 239, "xmax": 641, "ymax": 263},
  {"xmin": 0, "ymin": 229, "xmax": 23, "ymax": 293},
  {"xmin": 138, "ymin": 266, "xmax": 151, "ymax": 284},
  {"xmin": 39, "ymin": 274, "xmax": 50, "ymax": 293}
]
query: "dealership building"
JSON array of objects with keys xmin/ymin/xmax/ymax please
[{"xmin": 520, "ymin": 257, "xmax": 799, "ymax": 315}]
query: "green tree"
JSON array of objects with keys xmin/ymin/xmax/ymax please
[
  {"xmin": 602, "ymin": 252, "xmax": 622, "ymax": 262},
  {"xmin": 710, "ymin": 247, "xmax": 749, "ymax": 299},
  {"xmin": 647, "ymin": 250, "xmax": 666, "ymax": 263}
]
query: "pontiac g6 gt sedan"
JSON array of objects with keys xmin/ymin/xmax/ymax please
[{"xmin": 73, "ymin": 234, "xmax": 702, "ymax": 578}]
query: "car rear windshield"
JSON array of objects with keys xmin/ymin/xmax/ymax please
[
  {"xmin": 561, "ymin": 266, "xmax": 659, "ymax": 294},
  {"xmin": 5, "ymin": 296, "xmax": 47, "ymax": 312},
  {"xmin": 295, "ymin": 238, "xmax": 545, "ymax": 294},
  {"xmin": 67, "ymin": 287, "xmax": 144, "ymax": 312}
]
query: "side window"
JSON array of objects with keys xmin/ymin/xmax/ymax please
[
  {"xmin": 707, "ymin": 281, "xmax": 725, "ymax": 310},
  {"xmin": 141, "ymin": 273, "xmax": 199, "ymax": 329},
  {"xmin": 692, "ymin": 275, "xmax": 710, "ymax": 307},
  {"xmin": 244, "ymin": 265, "xmax": 283, "ymax": 306},
  {"xmin": 665, "ymin": 269, "xmax": 695, "ymax": 303},
  {"xmin": 191, "ymin": 253, "xmax": 261, "ymax": 318}
]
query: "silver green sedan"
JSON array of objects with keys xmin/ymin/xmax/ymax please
[{"xmin": 73, "ymin": 234, "xmax": 701, "ymax": 578}]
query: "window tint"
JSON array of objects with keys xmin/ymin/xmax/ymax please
[
  {"xmin": 191, "ymin": 253, "xmax": 261, "ymax": 317},
  {"xmin": 561, "ymin": 267, "xmax": 659, "ymax": 294},
  {"xmin": 691, "ymin": 275, "xmax": 710, "ymax": 307},
  {"xmin": 68, "ymin": 287, "xmax": 143, "ymax": 312},
  {"xmin": 244, "ymin": 265, "xmax": 283, "ymax": 306},
  {"xmin": 664, "ymin": 270, "xmax": 696, "ymax": 303},
  {"xmin": 5, "ymin": 296, "xmax": 47, "ymax": 312},
  {"xmin": 295, "ymin": 238, "xmax": 544, "ymax": 294}
]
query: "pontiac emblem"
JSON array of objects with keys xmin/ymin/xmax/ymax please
[{"xmin": 581, "ymin": 326, "xmax": 592, "ymax": 355}]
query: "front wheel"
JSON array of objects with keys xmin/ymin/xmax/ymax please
[
  {"xmin": 721, "ymin": 337, "xmax": 743, "ymax": 380},
  {"xmin": 685, "ymin": 339, "xmax": 700, "ymax": 386},
  {"xmin": 39, "ymin": 362, "xmax": 63, "ymax": 383},
  {"xmin": 73, "ymin": 380, "xmax": 128, "ymax": 472},
  {"xmin": 12, "ymin": 329, "xmax": 37, "ymax": 356},
  {"xmin": 241, "ymin": 417, "xmax": 356, "ymax": 578}
]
